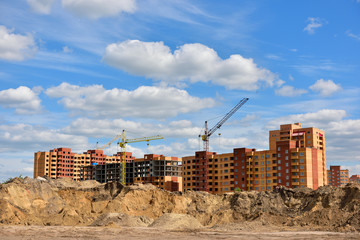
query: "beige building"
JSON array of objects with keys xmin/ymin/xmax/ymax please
[
  {"xmin": 34, "ymin": 148, "xmax": 134, "ymax": 180},
  {"xmin": 182, "ymin": 123, "xmax": 327, "ymax": 193}
]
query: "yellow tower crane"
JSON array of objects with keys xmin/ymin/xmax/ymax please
[
  {"xmin": 96, "ymin": 133, "xmax": 122, "ymax": 150},
  {"xmin": 118, "ymin": 130, "xmax": 164, "ymax": 185}
]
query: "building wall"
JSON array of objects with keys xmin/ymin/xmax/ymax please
[
  {"xmin": 183, "ymin": 123, "xmax": 327, "ymax": 193},
  {"xmin": 34, "ymin": 147, "xmax": 135, "ymax": 180},
  {"xmin": 327, "ymin": 166, "xmax": 349, "ymax": 186},
  {"xmin": 349, "ymin": 175, "xmax": 360, "ymax": 184},
  {"xmin": 80, "ymin": 154, "xmax": 182, "ymax": 192}
]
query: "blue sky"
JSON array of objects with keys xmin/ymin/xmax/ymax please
[{"xmin": 0, "ymin": 0, "xmax": 359, "ymax": 181}]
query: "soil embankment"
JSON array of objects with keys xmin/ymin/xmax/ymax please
[{"xmin": 0, "ymin": 177, "xmax": 359, "ymax": 233}]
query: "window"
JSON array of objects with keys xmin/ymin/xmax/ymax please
[
  {"xmin": 267, "ymin": 180, "xmax": 271, "ymax": 183},
  {"xmin": 300, "ymin": 172, "xmax": 305, "ymax": 176},
  {"xmin": 286, "ymin": 169, "xmax": 289, "ymax": 173},
  {"xmin": 278, "ymin": 166, "xmax": 281, "ymax": 170},
  {"xmin": 285, "ymin": 156, "xmax": 288, "ymax": 160},
  {"xmin": 300, "ymin": 166, "xmax": 305, "ymax": 170},
  {"xmin": 278, "ymin": 173, "xmax": 281, "ymax": 177},
  {"xmin": 286, "ymin": 182, "xmax": 289, "ymax": 186},
  {"xmin": 285, "ymin": 150, "xmax": 288, "ymax": 154},
  {"xmin": 286, "ymin": 176, "xmax": 289, "ymax": 180},
  {"xmin": 278, "ymin": 160, "xmax": 281, "ymax": 164},
  {"xmin": 300, "ymin": 179, "xmax": 305, "ymax": 183},
  {"xmin": 278, "ymin": 153, "xmax": 281, "ymax": 157},
  {"xmin": 278, "ymin": 147, "xmax": 281, "ymax": 151},
  {"xmin": 300, "ymin": 152, "xmax": 304, "ymax": 156},
  {"xmin": 300, "ymin": 159, "xmax": 304, "ymax": 163},
  {"xmin": 279, "ymin": 179, "xmax": 282, "ymax": 183},
  {"xmin": 285, "ymin": 163, "xmax": 289, "ymax": 167}
]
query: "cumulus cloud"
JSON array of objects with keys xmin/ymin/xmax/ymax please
[
  {"xmin": 0, "ymin": 123, "xmax": 88, "ymax": 153},
  {"xmin": 62, "ymin": 0, "xmax": 136, "ymax": 19},
  {"xmin": 309, "ymin": 79, "xmax": 342, "ymax": 97},
  {"xmin": 0, "ymin": 86, "xmax": 42, "ymax": 114},
  {"xmin": 275, "ymin": 85, "xmax": 307, "ymax": 97},
  {"xmin": 63, "ymin": 118, "xmax": 202, "ymax": 139},
  {"xmin": 27, "ymin": 0, "xmax": 55, "ymax": 14},
  {"xmin": 267, "ymin": 109, "xmax": 347, "ymax": 129},
  {"xmin": 46, "ymin": 82, "xmax": 215, "ymax": 118},
  {"xmin": 103, "ymin": 40, "xmax": 278, "ymax": 90},
  {"xmin": 304, "ymin": 17, "xmax": 326, "ymax": 34},
  {"xmin": 0, "ymin": 25, "xmax": 37, "ymax": 61}
]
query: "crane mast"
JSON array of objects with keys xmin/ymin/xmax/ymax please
[
  {"xmin": 118, "ymin": 130, "xmax": 164, "ymax": 185},
  {"xmin": 201, "ymin": 97, "xmax": 249, "ymax": 152}
]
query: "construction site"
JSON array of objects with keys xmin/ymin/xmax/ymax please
[{"xmin": 1, "ymin": 97, "xmax": 358, "ymax": 239}]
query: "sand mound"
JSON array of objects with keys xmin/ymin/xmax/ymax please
[
  {"xmin": 150, "ymin": 213, "xmax": 203, "ymax": 230},
  {"xmin": 1, "ymin": 177, "xmax": 359, "ymax": 232},
  {"xmin": 91, "ymin": 213, "xmax": 152, "ymax": 227}
]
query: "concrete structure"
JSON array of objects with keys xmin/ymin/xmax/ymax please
[
  {"xmin": 327, "ymin": 166, "xmax": 349, "ymax": 186},
  {"xmin": 182, "ymin": 123, "xmax": 327, "ymax": 193},
  {"xmin": 80, "ymin": 154, "xmax": 182, "ymax": 192},
  {"xmin": 349, "ymin": 175, "xmax": 360, "ymax": 184},
  {"xmin": 34, "ymin": 148, "xmax": 135, "ymax": 180}
]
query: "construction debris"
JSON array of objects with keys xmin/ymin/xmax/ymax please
[{"xmin": 0, "ymin": 177, "xmax": 359, "ymax": 232}]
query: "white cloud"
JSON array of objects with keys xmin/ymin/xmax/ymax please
[
  {"xmin": 0, "ymin": 123, "xmax": 89, "ymax": 153},
  {"xmin": 63, "ymin": 46, "xmax": 73, "ymax": 53},
  {"xmin": 275, "ymin": 85, "xmax": 307, "ymax": 97},
  {"xmin": 45, "ymin": 82, "xmax": 215, "ymax": 119},
  {"xmin": 27, "ymin": 0, "xmax": 55, "ymax": 14},
  {"xmin": 62, "ymin": 118, "xmax": 202, "ymax": 139},
  {"xmin": 309, "ymin": 79, "xmax": 342, "ymax": 96},
  {"xmin": 0, "ymin": 25, "xmax": 37, "ymax": 61},
  {"xmin": 267, "ymin": 109, "xmax": 347, "ymax": 129},
  {"xmin": 0, "ymin": 86, "xmax": 42, "ymax": 114},
  {"xmin": 346, "ymin": 30, "xmax": 360, "ymax": 41},
  {"xmin": 304, "ymin": 17, "xmax": 326, "ymax": 34},
  {"xmin": 103, "ymin": 40, "xmax": 278, "ymax": 91},
  {"xmin": 62, "ymin": 0, "xmax": 136, "ymax": 19}
]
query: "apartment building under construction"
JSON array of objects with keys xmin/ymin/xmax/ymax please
[
  {"xmin": 34, "ymin": 148, "xmax": 135, "ymax": 180},
  {"xmin": 182, "ymin": 123, "xmax": 327, "ymax": 193},
  {"xmin": 79, "ymin": 154, "xmax": 182, "ymax": 191}
]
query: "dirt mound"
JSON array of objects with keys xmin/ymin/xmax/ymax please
[
  {"xmin": 149, "ymin": 213, "xmax": 203, "ymax": 230},
  {"xmin": 91, "ymin": 213, "xmax": 152, "ymax": 227},
  {"xmin": 0, "ymin": 177, "xmax": 359, "ymax": 232}
]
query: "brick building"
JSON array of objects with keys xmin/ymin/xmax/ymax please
[
  {"xmin": 349, "ymin": 175, "xmax": 360, "ymax": 184},
  {"xmin": 80, "ymin": 154, "xmax": 182, "ymax": 192},
  {"xmin": 327, "ymin": 166, "xmax": 349, "ymax": 186},
  {"xmin": 34, "ymin": 148, "xmax": 135, "ymax": 180},
  {"xmin": 182, "ymin": 123, "xmax": 327, "ymax": 193}
]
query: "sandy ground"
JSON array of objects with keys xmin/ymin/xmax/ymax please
[{"xmin": 1, "ymin": 226, "xmax": 359, "ymax": 240}]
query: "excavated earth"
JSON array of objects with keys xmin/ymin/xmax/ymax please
[{"xmin": 1, "ymin": 177, "xmax": 360, "ymax": 239}]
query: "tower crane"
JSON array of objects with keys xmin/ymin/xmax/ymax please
[
  {"xmin": 200, "ymin": 97, "xmax": 249, "ymax": 152},
  {"xmin": 118, "ymin": 130, "xmax": 164, "ymax": 185},
  {"xmin": 96, "ymin": 133, "xmax": 122, "ymax": 150}
]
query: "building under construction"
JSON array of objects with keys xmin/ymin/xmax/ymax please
[
  {"xmin": 182, "ymin": 123, "xmax": 327, "ymax": 193},
  {"xmin": 34, "ymin": 148, "xmax": 135, "ymax": 181},
  {"xmin": 79, "ymin": 154, "xmax": 182, "ymax": 191}
]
